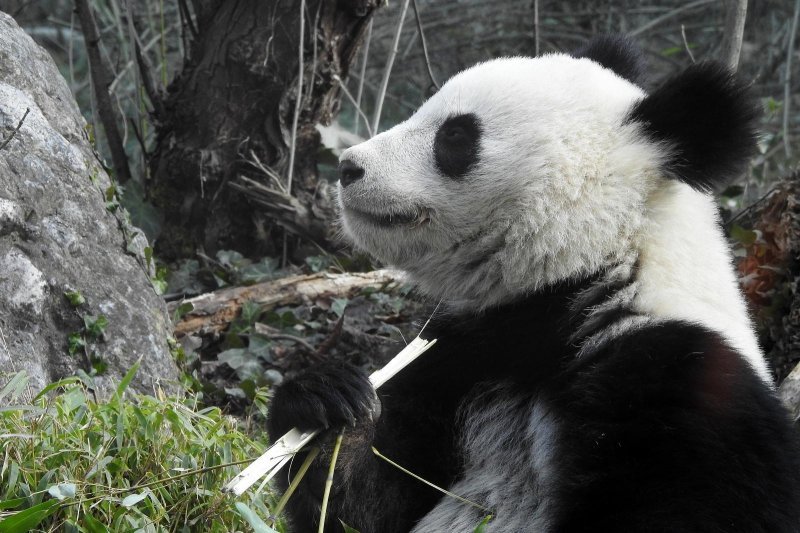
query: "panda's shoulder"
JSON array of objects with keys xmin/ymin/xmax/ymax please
[{"xmin": 562, "ymin": 320, "xmax": 780, "ymax": 421}]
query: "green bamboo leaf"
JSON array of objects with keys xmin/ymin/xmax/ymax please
[
  {"xmin": 0, "ymin": 373, "xmax": 28, "ymax": 403},
  {"xmin": 120, "ymin": 492, "xmax": 149, "ymax": 508},
  {"xmin": 115, "ymin": 359, "xmax": 141, "ymax": 400},
  {"xmin": 339, "ymin": 520, "xmax": 362, "ymax": 533},
  {"xmin": 233, "ymin": 502, "xmax": 278, "ymax": 533},
  {"xmin": 33, "ymin": 376, "xmax": 81, "ymax": 401},
  {"xmin": 81, "ymin": 513, "xmax": 110, "ymax": 533},
  {"xmin": 473, "ymin": 515, "xmax": 493, "ymax": 533},
  {"xmin": 0, "ymin": 500, "xmax": 59, "ymax": 532},
  {"xmin": 0, "ymin": 499, "xmax": 25, "ymax": 511},
  {"xmin": 47, "ymin": 483, "xmax": 76, "ymax": 500}
]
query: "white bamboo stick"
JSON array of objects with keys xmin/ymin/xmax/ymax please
[{"xmin": 224, "ymin": 335, "xmax": 437, "ymax": 495}]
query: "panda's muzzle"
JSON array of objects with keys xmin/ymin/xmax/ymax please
[{"xmin": 345, "ymin": 206, "xmax": 429, "ymax": 228}]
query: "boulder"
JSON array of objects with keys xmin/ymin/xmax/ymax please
[{"xmin": 0, "ymin": 12, "xmax": 179, "ymax": 394}]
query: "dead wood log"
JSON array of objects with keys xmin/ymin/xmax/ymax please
[{"xmin": 171, "ymin": 270, "xmax": 398, "ymax": 338}]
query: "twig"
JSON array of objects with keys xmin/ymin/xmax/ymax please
[
  {"xmin": 720, "ymin": 0, "xmax": 748, "ymax": 72},
  {"xmin": 784, "ymin": 0, "xmax": 800, "ymax": 158},
  {"xmin": 69, "ymin": 11, "xmax": 76, "ymax": 87},
  {"xmin": 177, "ymin": 0, "xmax": 198, "ymax": 39},
  {"xmin": 108, "ymin": 31, "xmax": 168, "ymax": 93},
  {"xmin": 318, "ymin": 432, "xmax": 344, "ymax": 533},
  {"xmin": 133, "ymin": 37, "xmax": 163, "ymax": 117},
  {"xmin": 159, "ymin": 0, "xmax": 168, "ymax": 87},
  {"xmin": 74, "ymin": 0, "xmax": 133, "ymax": 183},
  {"xmin": 252, "ymin": 323, "xmax": 317, "ymax": 354},
  {"xmin": 372, "ymin": 446, "xmax": 491, "ymax": 512},
  {"xmin": 725, "ymin": 184, "xmax": 780, "ymax": 228},
  {"xmin": 286, "ymin": 0, "xmax": 306, "ymax": 195},
  {"xmin": 0, "ymin": 108, "xmax": 30, "ymax": 152},
  {"xmin": 122, "ymin": 0, "xmax": 149, "ymax": 173},
  {"xmin": 629, "ymin": 0, "xmax": 714, "ymax": 37},
  {"xmin": 411, "ymin": 0, "xmax": 439, "ymax": 90},
  {"xmin": 315, "ymin": 313, "xmax": 344, "ymax": 358},
  {"xmin": 68, "ymin": 458, "xmax": 255, "ymax": 508},
  {"xmin": 246, "ymin": 150, "xmax": 287, "ymax": 193},
  {"xmin": 533, "ymin": 0, "xmax": 540, "ymax": 56},
  {"xmin": 304, "ymin": 1, "xmax": 322, "ymax": 105},
  {"xmin": 681, "ymin": 24, "xmax": 696, "ymax": 63},
  {"xmin": 333, "ymin": 74, "xmax": 373, "ymax": 138},
  {"xmin": 354, "ymin": 19, "xmax": 372, "ymax": 137},
  {"xmin": 372, "ymin": 0, "xmax": 411, "ymax": 134}
]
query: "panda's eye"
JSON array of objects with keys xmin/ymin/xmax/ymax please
[
  {"xmin": 444, "ymin": 126, "xmax": 466, "ymax": 139},
  {"xmin": 434, "ymin": 113, "xmax": 482, "ymax": 179}
]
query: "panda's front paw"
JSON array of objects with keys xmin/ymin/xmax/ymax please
[{"xmin": 267, "ymin": 361, "xmax": 381, "ymax": 439}]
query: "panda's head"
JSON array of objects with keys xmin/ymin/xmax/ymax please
[{"xmin": 337, "ymin": 36, "xmax": 758, "ymax": 310}]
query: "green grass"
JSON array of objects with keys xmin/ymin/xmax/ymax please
[{"xmin": 0, "ymin": 365, "xmax": 282, "ymax": 532}]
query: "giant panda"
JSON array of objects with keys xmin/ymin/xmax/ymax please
[{"xmin": 267, "ymin": 35, "xmax": 800, "ymax": 532}]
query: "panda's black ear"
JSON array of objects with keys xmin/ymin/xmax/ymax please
[
  {"xmin": 627, "ymin": 62, "xmax": 759, "ymax": 192},
  {"xmin": 572, "ymin": 34, "xmax": 646, "ymax": 86}
]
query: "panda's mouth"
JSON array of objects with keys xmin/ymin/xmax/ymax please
[{"xmin": 346, "ymin": 206, "xmax": 430, "ymax": 228}]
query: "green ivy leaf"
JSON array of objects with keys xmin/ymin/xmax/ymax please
[
  {"xmin": 63, "ymin": 291, "xmax": 85, "ymax": 307},
  {"xmin": 729, "ymin": 224, "xmax": 758, "ymax": 246},
  {"xmin": 83, "ymin": 315, "xmax": 109, "ymax": 339},
  {"xmin": 331, "ymin": 298, "xmax": 348, "ymax": 318},
  {"xmin": 172, "ymin": 302, "xmax": 194, "ymax": 323},
  {"xmin": 67, "ymin": 332, "xmax": 85, "ymax": 356}
]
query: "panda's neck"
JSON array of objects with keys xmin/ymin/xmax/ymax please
[{"xmin": 631, "ymin": 182, "xmax": 770, "ymax": 383}]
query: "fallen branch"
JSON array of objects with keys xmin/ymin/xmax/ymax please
[{"xmin": 171, "ymin": 270, "xmax": 399, "ymax": 338}]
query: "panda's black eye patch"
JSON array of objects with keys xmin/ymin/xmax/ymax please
[{"xmin": 434, "ymin": 113, "xmax": 481, "ymax": 179}]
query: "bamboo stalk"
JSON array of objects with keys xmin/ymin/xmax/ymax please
[
  {"xmin": 223, "ymin": 336, "xmax": 437, "ymax": 495},
  {"xmin": 317, "ymin": 433, "xmax": 344, "ymax": 533}
]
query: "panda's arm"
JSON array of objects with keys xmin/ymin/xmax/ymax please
[
  {"xmin": 267, "ymin": 360, "xmax": 457, "ymax": 533},
  {"xmin": 550, "ymin": 321, "xmax": 800, "ymax": 532}
]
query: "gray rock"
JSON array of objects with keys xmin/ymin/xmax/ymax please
[{"xmin": 0, "ymin": 12, "xmax": 179, "ymax": 394}]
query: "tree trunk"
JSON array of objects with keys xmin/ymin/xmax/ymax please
[{"xmin": 148, "ymin": 0, "xmax": 378, "ymax": 260}]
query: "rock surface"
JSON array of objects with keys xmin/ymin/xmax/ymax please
[{"xmin": 0, "ymin": 12, "xmax": 179, "ymax": 393}]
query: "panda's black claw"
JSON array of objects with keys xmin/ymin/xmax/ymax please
[{"xmin": 267, "ymin": 361, "xmax": 380, "ymax": 439}]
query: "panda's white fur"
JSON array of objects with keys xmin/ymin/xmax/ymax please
[
  {"xmin": 633, "ymin": 182, "xmax": 768, "ymax": 380},
  {"xmin": 339, "ymin": 55, "xmax": 768, "ymax": 382},
  {"xmin": 269, "ymin": 37, "xmax": 800, "ymax": 533}
]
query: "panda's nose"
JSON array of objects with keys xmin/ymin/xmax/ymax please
[{"xmin": 339, "ymin": 159, "xmax": 365, "ymax": 188}]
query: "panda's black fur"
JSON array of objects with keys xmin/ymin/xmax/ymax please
[{"xmin": 267, "ymin": 36, "xmax": 800, "ymax": 532}]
